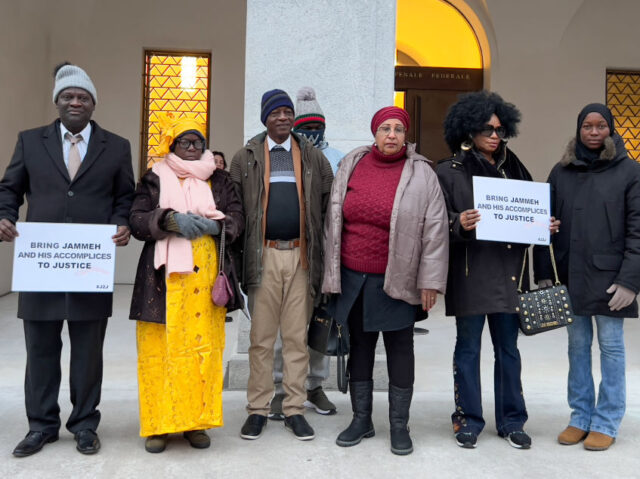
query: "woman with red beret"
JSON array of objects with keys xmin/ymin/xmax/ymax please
[{"xmin": 322, "ymin": 106, "xmax": 449, "ymax": 455}]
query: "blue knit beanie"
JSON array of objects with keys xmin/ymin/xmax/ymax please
[{"xmin": 261, "ymin": 89, "xmax": 294, "ymax": 125}]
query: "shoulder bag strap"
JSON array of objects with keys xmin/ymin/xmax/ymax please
[
  {"xmin": 218, "ymin": 221, "xmax": 226, "ymax": 274},
  {"xmin": 549, "ymin": 243, "xmax": 561, "ymax": 286},
  {"xmin": 518, "ymin": 243, "xmax": 561, "ymax": 293},
  {"xmin": 517, "ymin": 248, "xmax": 528, "ymax": 293}
]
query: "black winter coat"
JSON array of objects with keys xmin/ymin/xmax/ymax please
[
  {"xmin": 436, "ymin": 146, "xmax": 532, "ymax": 317},
  {"xmin": 0, "ymin": 120, "xmax": 134, "ymax": 321},
  {"xmin": 534, "ymin": 136, "xmax": 640, "ymax": 318}
]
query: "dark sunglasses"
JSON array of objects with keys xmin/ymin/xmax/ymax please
[
  {"xmin": 176, "ymin": 138, "xmax": 205, "ymax": 150},
  {"xmin": 479, "ymin": 125, "xmax": 507, "ymax": 139}
]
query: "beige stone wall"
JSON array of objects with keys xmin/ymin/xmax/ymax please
[
  {"xmin": 484, "ymin": 0, "xmax": 640, "ymax": 181},
  {"xmin": 1, "ymin": 0, "xmax": 639, "ymax": 295},
  {"xmin": 0, "ymin": 0, "xmax": 246, "ymax": 294},
  {"xmin": 0, "ymin": 2, "xmax": 53, "ymax": 295}
]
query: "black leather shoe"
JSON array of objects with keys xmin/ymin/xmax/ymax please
[
  {"xmin": 74, "ymin": 429, "xmax": 101, "ymax": 455},
  {"xmin": 13, "ymin": 431, "xmax": 59, "ymax": 457},
  {"xmin": 240, "ymin": 414, "xmax": 267, "ymax": 440},
  {"xmin": 284, "ymin": 414, "xmax": 315, "ymax": 441}
]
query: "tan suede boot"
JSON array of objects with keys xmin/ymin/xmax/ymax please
[
  {"xmin": 557, "ymin": 426, "xmax": 588, "ymax": 445},
  {"xmin": 583, "ymin": 431, "xmax": 615, "ymax": 451}
]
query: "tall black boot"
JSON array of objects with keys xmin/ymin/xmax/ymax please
[
  {"xmin": 389, "ymin": 384, "xmax": 413, "ymax": 455},
  {"xmin": 336, "ymin": 380, "xmax": 375, "ymax": 447}
]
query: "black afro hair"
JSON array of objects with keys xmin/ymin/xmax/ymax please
[{"xmin": 443, "ymin": 90, "xmax": 521, "ymax": 153}]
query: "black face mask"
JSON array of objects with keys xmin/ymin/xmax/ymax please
[{"xmin": 296, "ymin": 127, "xmax": 325, "ymax": 147}]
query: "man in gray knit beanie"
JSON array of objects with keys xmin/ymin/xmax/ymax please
[
  {"xmin": 0, "ymin": 62, "xmax": 134, "ymax": 457},
  {"xmin": 53, "ymin": 63, "xmax": 98, "ymax": 104}
]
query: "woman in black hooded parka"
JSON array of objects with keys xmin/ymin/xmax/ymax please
[{"xmin": 534, "ymin": 103, "xmax": 640, "ymax": 451}]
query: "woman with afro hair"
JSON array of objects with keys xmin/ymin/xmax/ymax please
[{"xmin": 436, "ymin": 91, "xmax": 558, "ymax": 450}]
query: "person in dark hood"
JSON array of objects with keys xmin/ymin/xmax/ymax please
[
  {"xmin": 535, "ymin": 103, "xmax": 640, "ymax": 451},
  {"xmin": 436, "ymin": 91, "xmax": 559, "ymax": 451}
]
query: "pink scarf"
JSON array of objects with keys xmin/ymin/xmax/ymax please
[{"xmin": 152, "ymin": 150, "xmax": 226, "ymax": 275}]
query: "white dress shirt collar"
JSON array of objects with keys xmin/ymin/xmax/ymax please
[
  {"xmin": 266, "ymin": 134, "xmax": 291, "ymax": 152},
  {"xmin": 60, "ymin": 121, "xmax": 92, "ymax": 144},
  {"xmin": 60, "ymin": 122, "xmax": 92, "ymax": 165}
]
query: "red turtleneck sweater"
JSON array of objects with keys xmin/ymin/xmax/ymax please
[{"xmin": 341, "ymin": 146, "xmax": 406, "ymax": 274}]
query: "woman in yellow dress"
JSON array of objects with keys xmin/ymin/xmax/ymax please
[{"xmin": 129, "ymin": 115, "xmax": 244, "ymax": 453}]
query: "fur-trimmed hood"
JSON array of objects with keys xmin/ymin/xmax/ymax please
[
  {"xmin": 538, "ymin": 132, "xmax": 640, "ymax": 319},
  {"xmin": 560, "ymin": 136, "xmax": 619, "ymax": 166}
]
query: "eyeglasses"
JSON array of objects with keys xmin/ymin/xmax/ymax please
[
  {"xmin": 175, "ymin": 139, "xmax": 205, "ymax": 150},
  {"xmin": 377, "ymin": 126, "xmax": 407, "ymax": 136},
  {"xmin": 479, "ymin": 125, "xmax": 506, "ymax": 138}
]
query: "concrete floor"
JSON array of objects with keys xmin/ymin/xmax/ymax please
[{"xmin": 0, "ymin": 285, "xmax": 638, "ymax": 479}]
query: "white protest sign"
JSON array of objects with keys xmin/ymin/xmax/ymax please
[
  {"xmin": 472, "ymin": 176, "xmax": 550, "ymax": 246},
  {"xmin": 12, "ymin": 222, "xmax": 117, "ymax": 292}
]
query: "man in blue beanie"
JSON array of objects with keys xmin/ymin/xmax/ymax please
[
  {"xmin": 230, "ymin": 89, "xmax": 333, "ymax": 441},
  {"xmin": 269, "ymin": 87, "xmax": 343, "ymax": 422}
]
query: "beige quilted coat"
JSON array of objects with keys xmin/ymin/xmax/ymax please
[{"xmin": 321, "ymin": 143, "xmax": 449, "ymax": 305}]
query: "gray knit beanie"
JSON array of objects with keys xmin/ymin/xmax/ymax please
[
  {"xmin": 52, "ymin": 65, "xmax": 97, "ymax": 104},
  {"xmin": 293, "ymin": 87, "xmax": 325, "ymax": 129}
]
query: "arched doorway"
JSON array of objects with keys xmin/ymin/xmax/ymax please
[{"xmin": 395, "ymin": 0, "xmax": 485, "ymax": 162}]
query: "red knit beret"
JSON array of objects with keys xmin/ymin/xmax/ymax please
[{"xmin": 370, "ymin": 106, "xmax": 410, "ymax": 135}]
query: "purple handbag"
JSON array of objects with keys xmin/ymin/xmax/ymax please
[{"xmin": 212, "ymin": 222, "xmax": 234, "ymax": 307}]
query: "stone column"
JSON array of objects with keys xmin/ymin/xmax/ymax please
[{"xmin": 225, "ymin": 0, "xmax": 397, "ymax": 391}]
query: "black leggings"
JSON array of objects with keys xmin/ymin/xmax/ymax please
[{"xmin": 347, "ymin": 292, "xmax": 415, "ymax": 388}]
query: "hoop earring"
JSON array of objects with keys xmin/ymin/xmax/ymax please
[{"xmin": 461, "ymin": 133, "xmax": 474, "ymax": 151}]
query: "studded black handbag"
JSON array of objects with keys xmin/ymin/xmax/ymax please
[{"xmin": 517, "ymin": 245, "xmax": 574, "ymax": 336}]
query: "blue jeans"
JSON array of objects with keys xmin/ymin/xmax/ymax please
[
  {"xmin": 452, "ymin": 313, "xmax": 528, "ymax": 436},
  {"xmin": 567, "ymin": 315, "xmax": 626, "ymax": 437}
]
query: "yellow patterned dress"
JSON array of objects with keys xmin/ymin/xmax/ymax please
[{"xmin": 136, "ymin": 235, "xmax": 225, "ymax": 436}]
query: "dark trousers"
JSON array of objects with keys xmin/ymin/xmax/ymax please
[
  {"xmin": 23, "ymin": 318, "xmax": 108, "ymax": 435},
  {"xmin": 347, "ymin": 293, "xmax": 414, "ymax": 389},
  {"xmin": 452, "ymin": 313, "xmax": 527, "ymax": 436}
]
